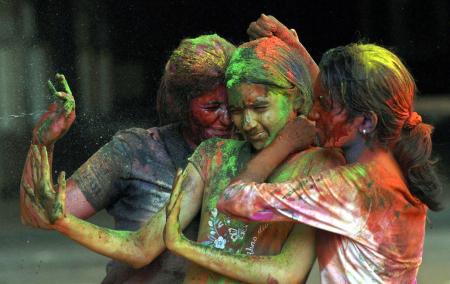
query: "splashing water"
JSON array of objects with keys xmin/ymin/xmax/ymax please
[{"xmin": 0, "ymin": 111, "xmax": 46, "ymax": 120}]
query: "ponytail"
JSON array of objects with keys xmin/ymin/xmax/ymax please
[{"xmin": 393, "ymin": 121, "xmax": 444, "ymax": 211}]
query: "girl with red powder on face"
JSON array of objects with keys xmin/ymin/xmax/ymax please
[
  {"xmin": 20, "ymin": 34, "xmax": 235, "ymax": 283},
  {"xmin": 218, "ymin": 22, "xmax": 446, "ymax": 282}
]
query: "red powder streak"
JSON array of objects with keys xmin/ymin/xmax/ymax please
[
  {"xmin": 254, "ymin": 37, "xmax": 287, "ymax": 63},
  {"xmin": 318, "ymin": 109, "xmax": 352, "ymax": 147},
  {"xmin": 287, "ymin": 70, "xmax": 295, "ymax": 83}
]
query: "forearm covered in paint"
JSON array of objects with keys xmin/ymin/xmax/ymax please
[
  {"xmin": 171, "ymin": 224, "xmax": 315, "ymax": 284},
  {"xmin": 54, "ymin": 210, "xmax": 166, "ymax": 269}
]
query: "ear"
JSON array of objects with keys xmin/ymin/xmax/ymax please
[{"xmin": 359, "ymin": 111, "xmax": 378, "ymax": 134}]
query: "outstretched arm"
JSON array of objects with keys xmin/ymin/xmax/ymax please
[
  {"xmin": 164, "ymin": 179, "xmax": 315, "ymax": 284},
  {"xmin": 248, "ymin": 14, "xmax": 319, "ymax": 82},
  {"xmin": 20, "ymin": 74, "xmax": 87, "ymax": 228},
  {"xmin": 24, "ymin": 146, "xmax": 204, "ymax": 268}
]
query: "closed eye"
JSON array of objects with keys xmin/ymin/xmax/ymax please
[
  {"xmin": 203, "ymin": 104, "xmax": 221, "ymax": 110},
  {"xmin": 230, "ymin": 108, "xmax": 242, "ymax": 114},
  {"xmin": 253, "ymin": 105, "xmax": 269, "ymax": 112}
]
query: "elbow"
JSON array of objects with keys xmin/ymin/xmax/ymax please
[
  {"xmin": 127, "ymin": 249, "xmax": 152, "ymax": 269},
  {"xmin": 127, "ymin": 234, "xmax": 164, "ymax": 269},
  {"xmin": 285, "ymin": 272, "xmax": 307, "ymax": 284},
  {"xmin": 129, "ymin": 258, "xmax": 147, "ymax": 269},
  {"xmin": 266, "ymin": 256, "xmax": 312, "ymax": 284},
  {"xmin": 268, "ymin": 269, "xmax": 306, "ymax": 284}
]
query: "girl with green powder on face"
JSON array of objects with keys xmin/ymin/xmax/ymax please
[
  {"xmin": 161, "ymin": 37, "xmax": 346, "ymax": 283},
  {"xmin": 26, "ymin": 36, "xmax": 345, "ymax": 283}
]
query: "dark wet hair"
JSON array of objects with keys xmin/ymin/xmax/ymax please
[
  {"xmin": 225, "ymin": 37, "xmax": 313, "ymax": 115},
  {"xmin": 157, "ymin": 34, "xmax": 236, "ymax": 125},
  {"xmin": 319, "ymin": 43, "xmax": 444, "ymax": 211}
]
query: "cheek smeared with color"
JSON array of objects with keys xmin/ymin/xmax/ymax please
[
  {"xmin": 318, "ymin": 107, "xmax": 353, "ymax": 148},
  {"xmin": 262, "ymin": 91, "xmax": 293, "ymax": 148}
]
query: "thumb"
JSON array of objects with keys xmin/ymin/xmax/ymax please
[
  {"xmin": 53, "ymin": 171, "xmax": 67, "ymax": 223},
  {"xmin": 290, "ymin": 28, "xmax": 298, "ymax": 38}
]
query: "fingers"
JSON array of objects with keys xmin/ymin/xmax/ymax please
[
  {"xmin": 167, "ymin": 169, "xmax": 184, "ymax": 212},
  {"xmin": 23, "ymin": 181, "xmax": 36, "ymax": 203},
  {"xmin": 63, "ymin": 98, "xmax": 75, "ymax": 117},
  {"xmin": 290, "ymin": 28, "xmax": 298, "ymax": 38},
  {"xmin": 47, "ymin": 80, "xmax": 58, "ymax": 97},
  {"xmin": 40, "ymin": 146, "xmax": 51, "ymax": 184},
  {"xmin": 40, "ymin": 146, "xmax": 56, "ymax": 201},
  {"xmin": 258, "ymin": 14, "xmax": 277, "ymax": 32},
  {"xmin": 57, "ymin": 171, "xmax": 66, "ymax": 200},
  {"xmin": 166, "ymin": 185, "xmax": 184, "ymax": 235},
  {"xmin": 48, "ymin": 74, "xmax": 75, "ymax": 117},
  {"xmin": 53, "ymin": 171, "xmax": 67, "ymax": 223},
  {"xmin": 248, "ymin": 13, "xmax": 278, "ymax": 40},
  {"xmin": 262, "ymin": 14, "xmax": 287, "ymax": 32},
  {"xmin": 31, "ymin": 145, "xmax": 41, "ymax": 186},
  {"xmin": 247, "ymin": 22, "xmax": 273, "ymax": 40},
  {"xmin": 56, "ymin": 73, "xmax": 72, "ymax": 95}
]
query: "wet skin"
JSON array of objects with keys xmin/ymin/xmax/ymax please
[
  {"xmin": 228, "ymin": 83, "xmax": 297, "ymax": 151},
  {"xmin": 186, "ymin": 84, "xmax": 232, "ymax": 147}
]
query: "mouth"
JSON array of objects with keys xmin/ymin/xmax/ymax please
[
  {"xmin": 314, "ymin": 133, "xmax": 323, "ymax": 147},
  {"xmin": 314, "ymin": 127, "xmax": 325, "ymax": 147},
  {"xmin": 246, "ymin": 131, "xmax": 267, "ymax": 141}
]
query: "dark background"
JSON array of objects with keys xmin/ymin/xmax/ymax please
[
  {"xmin": 0, "ymin": 0, "xmax": 449, "ymax": 283},
  {"xmin": 1, "ymin": 0, "xmax": 449, "ymax": 198}
]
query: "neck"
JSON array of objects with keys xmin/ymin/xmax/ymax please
[
  {"xmin": 342, "ymin": 136, "xmax": 366, "ymax": 163},
  {"xmin": 182, "ymin": 125, "xmax": 200, "ymax": 150},
  {"xmin": 343, "ymin": 138, "xmax": 391, "ymax": 165}
]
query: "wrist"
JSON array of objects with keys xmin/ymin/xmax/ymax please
[
  {"xmin": 271, "ymin": 135, "xmax": 296, "ymax": 156},
  {"xmin": 31, "ymin": 136, "xmax": 55, "ymax": 149},
  {"xmin": 52, "ymin": 214, "xmax": 70, "ymax": 232},
  {"xmin": 166, "ymin": 232, "xmax": 184, "ymax": 252}
]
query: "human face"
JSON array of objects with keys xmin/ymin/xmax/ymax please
[
  {"xmin": 307, "ymin": 78, "xmax": 360, "ymax": 148},
  {"xmin": 188, "ymin": 84, "xmax": 232, "ymax": 143},
  {"xmin": 228, "ymin": 83, "xmax": 296, "ymax": 151}
]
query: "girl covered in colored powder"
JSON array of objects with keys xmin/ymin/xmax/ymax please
[
  {"xmin": 218, "ymin": 16, "xmax": 445, "ymax": 283},
  {"xmin": 25, "ymin": 36, "xmax": 344, "ymax": 283},
  {"xmin": 162, "ymin": 36, "xmax": 345, "ymax": 283},
  {"xmin": 20, "ymin": 34, "xmax": 236, "ymax": 283}
]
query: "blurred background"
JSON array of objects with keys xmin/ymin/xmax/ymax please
[{"xmin": 0, "ymin": 0, "xmax": 449, "ymax": 283}]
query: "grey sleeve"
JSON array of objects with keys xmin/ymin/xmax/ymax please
[{"xmin": 70, "ymin": 134, "xmax": 132, "ymax": 211}]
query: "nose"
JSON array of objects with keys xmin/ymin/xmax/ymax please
[
  {"xmin": 219, "ymin": 107, "xmax": 232, "ymax": 127},
  {"xmin": 242, "ymin": 110, "xmax": 257, "ymax": 131},
  {"xmin": 307, "ymin": 102, "xmax": 320, "ymax": 122}
]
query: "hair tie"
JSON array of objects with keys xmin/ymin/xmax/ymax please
[{"xmin": 404, "ymin": 112, "xmax": 422, "ymax": 129}]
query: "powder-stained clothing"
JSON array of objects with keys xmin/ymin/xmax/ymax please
[
  {"xmin": 222, "ymin": 162, "xmax": 427, "ymax": 283},
  {"xmin": 185, "ymin": 138, "xmax": 344, "ymax": 283},
  {"xmin": 71, "ymin": 123, "xmax": 198, "ymax": 284}
]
